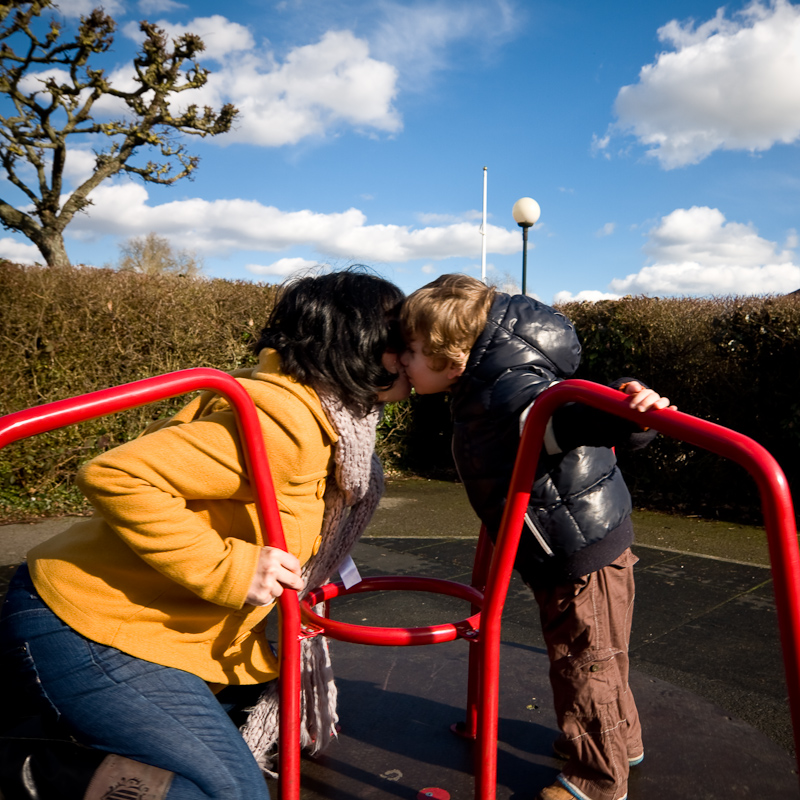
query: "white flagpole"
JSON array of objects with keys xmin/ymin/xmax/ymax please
[{"xmin": 481, "ymin": 166, "xmax": 488, "ymax": 283}]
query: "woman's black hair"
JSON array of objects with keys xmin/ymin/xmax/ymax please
[{"xmin": 253, "ymin": 268, "xmax": 405, "ymax": 415}]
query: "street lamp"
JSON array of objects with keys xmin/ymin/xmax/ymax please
[{"xmin": 512, "ymin": 197, "xmax": 541, "ymax": 295}]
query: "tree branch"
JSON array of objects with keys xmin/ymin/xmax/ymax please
[{"xmin": 0, "ymin": 3, "xmax": 239, "ymax": 265}]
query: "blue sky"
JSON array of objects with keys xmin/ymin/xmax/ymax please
[{"xmin": 3, "ymin": 0, "xmax": 800, "ymax": 303}]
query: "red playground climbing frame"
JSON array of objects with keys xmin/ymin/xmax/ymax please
[{"xmin": 0, "ymin": 372, "xmax": 798, "ymax": 799}]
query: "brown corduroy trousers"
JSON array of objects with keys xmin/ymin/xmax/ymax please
[{"xmin": 533, "ymin": 548, "xmax": 642, "ymax": 800}]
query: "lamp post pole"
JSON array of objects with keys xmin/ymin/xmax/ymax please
[
  {"xmin": 512, "ymin": 197, "xmax": 541, "ymax": 295},
  {"xmin": 520, "ymin": 224, "xmax": 530, "ymax": 296}
]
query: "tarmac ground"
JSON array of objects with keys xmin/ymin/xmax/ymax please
[{"xmin": 1, "ymin": 477, "xmax": 798, "ymax": 799}]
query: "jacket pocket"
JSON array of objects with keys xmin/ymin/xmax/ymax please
[{"xmin": 285, "ymin": 469, "xmax": 328, "ymax": 500}]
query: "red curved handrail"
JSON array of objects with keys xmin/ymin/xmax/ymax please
[
  {"xmin": 0, "ymin": 368, "xmax": 303, "ymax": 800},
  {"xmin": 301, "ymin": 576, "xmax": 484, "ymax": 645},
  {"xmin": 473, "ymin": 379, "xmax": 800, "ymax": 797}
]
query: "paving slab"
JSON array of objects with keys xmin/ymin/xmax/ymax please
[
  {"xmin": 0, "ymin": 516, "xmax": 84, "ymax": 567},
  {"xmin": 251, "ymin": 532, "xmax": 800, "ymax": 799},
  {"xmin": 278, "ymin": 645, "xmax": 795, "ymax": 800}
]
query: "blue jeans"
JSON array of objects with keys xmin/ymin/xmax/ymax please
[{"xmin": 0, "ymin": 565, "xmax": 270, "ymax": 800}]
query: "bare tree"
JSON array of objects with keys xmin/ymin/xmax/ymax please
[
  {"xmin": 494, "ymin": 271, "xmax": 521, "ymax": 295},
  {"xmin": 0, "ymin": 1, "xmax": 237, "ymax": 267},
  {"xmin": 117, "ymin": 231, "xmax": 203, "ymax": 277}
]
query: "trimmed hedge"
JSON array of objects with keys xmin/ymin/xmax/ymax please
[
  {"xmin": 398, "ymin": 294, "xmax": 800, "ymax": 523},
  {"xmin": 559, "ymin": 296, "xmax": 800, "ymax": 522},
  {"xmin": 2, "ymin": 262, "xmax": 799, "ymax": 524},
  {"xmin": 0, "ymin": 262, "xmax": 276, "ymax": 519}
]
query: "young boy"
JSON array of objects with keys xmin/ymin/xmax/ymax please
[{"xmin": 400, "ymin": 274, "xmax": 673, "ymax": 800}]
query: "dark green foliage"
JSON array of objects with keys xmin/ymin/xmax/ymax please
[{"xmin": 383, "ymin": 393, "xmax": 456, "ymax": 480}]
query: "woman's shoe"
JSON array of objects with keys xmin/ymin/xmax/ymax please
[
  {"xmin": 0, "ymin": 737, "xmax": 173, "ymax": 800},
  {"xmin": 0, "ymin": 737, "xmax": 106, "ymax": 800}
]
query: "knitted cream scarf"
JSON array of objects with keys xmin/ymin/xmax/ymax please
[{"xmin": 239, "ymin": 395, "xmax": 385, "ymax": 776}]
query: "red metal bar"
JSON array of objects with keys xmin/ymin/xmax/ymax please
[
  {"xmin": 462, "ymin": 526, "xmax": 494, "ymax": 740},
  {"xmin": 474, "ymin": 379, "xmax": 800, "ymax": 799},
  {"xmin": 0, "ymin": 368, "xmax": 304, "ymax": 800}
]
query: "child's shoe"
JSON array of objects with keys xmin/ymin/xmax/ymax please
[
  {"xmin": 546, "ymin": 776, "xmax": 628, "ymax": 800},
  {"xmin": 535, "ymin": 782, "xmax": 575, "ymax": 800}
]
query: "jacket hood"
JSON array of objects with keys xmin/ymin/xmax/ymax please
[
  {"xmin": 451, "ymin": 292, "xmax": 581, "ymax": 417},
  {"xmin": 248, "ymin": 349, "xmax": 338, "ymax": 440},
  {"xmin": 187, "ymin": 348, "xmax": 338, "ymax": 443}
]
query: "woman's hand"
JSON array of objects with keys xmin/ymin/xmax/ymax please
[{"xmin": 245, "ymin": 546, "xmax": 304, "ymax": 606}]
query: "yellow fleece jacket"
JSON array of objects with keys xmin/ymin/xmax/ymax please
[{"xmin": 28, "ymin": 350, "xmax": 337, "ymax": 685}]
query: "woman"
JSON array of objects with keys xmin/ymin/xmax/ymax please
[{"xmin": 0, "ymin": 270, "xmax": 410, "ymax": 800}]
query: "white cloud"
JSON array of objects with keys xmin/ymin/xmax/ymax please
[
  {"xmin": 610, "ymin": 261, "xmax": 800, "ymax": 295},
  {"xmin": 642, "ymin": 206, "xmax": 794, "ymax": 266},
  {"xmin": 227, "ymin": 31, "xmax": 400, "ymax": 145},
  {"xmin": 0, "ymin": 130, "xmax": 97, "ymax": 190},
  {"xmin": 610, "ymin": 0, "xmax": 800, "ymax": 168},
  {"xmin": 596, "ymin": 222, "xmax": 616, "ymax": 237},
  {"xmin": 609, "ymin": 206, "xmax": 800, "ymax": 295},
  {"xmin": 53, "ymin": 0, "xmax": 125, "ymax": 17},
  {"xmin": 125, "ymin": 15, "xmax": 255, "ymax": 63},
  {"xmin": 138, "ymin": 0, "xmax": 188, "ymax": 13},
  {"xmin": 417, "ymin": 210, "xmax": 483, "ymax": 224},
  {"xmin": 154, "ymin": 28, "xmax": 401, "ymax": 146},
  {"xmin": 246, "ymin": 257, "xmax": 319, "ymax": 277},
  {"xmin": 0, "ymin": 237, "xmax": 41, "ymax": 264},
  {"xmin": 325, "ymin": 220, "xmax": 516, "ymax": 262},
  {"xmin": 113, "ymin": 21, "xmax": 402, "ymax": 147},
  {"xmin": 18, "ymin": 68, "xmax": 72, "ymax": 97},
  {"xmin": 64, "ymin": 148, "xmax": 99, "ymax": 185},
  {"xmin": 656, "ymin": 7, "xmax": 740, "ymax": 48},
  {"xmin": 370, "ymin": 0, "xmax": 515, "ymax": 85},
  {"xmin": 590, "ymin": 133, "xmax": 611, "ymax": 158},
  {"xmin": 65, "ymin": 181, "xmax": 521, "ymax": 264},
  {"xmin": 554, "ymin": 289, "xmax": 622, "ymax": 303}
]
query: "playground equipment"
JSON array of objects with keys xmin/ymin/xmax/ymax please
[{"xmin": 0, "ymin": 372, "xmax": 798, "ymax": 800}]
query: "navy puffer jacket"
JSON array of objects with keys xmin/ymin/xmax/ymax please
[{"xmin": 450, "ymin": 292, "xmax": 647, "ymax": 586}]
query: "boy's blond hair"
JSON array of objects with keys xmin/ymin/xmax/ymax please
[{"xmin": 401, "ymin": 274, "xmax": 496, "ymax": 369}]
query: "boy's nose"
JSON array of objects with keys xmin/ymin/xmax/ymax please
[{"xmin": 399, "ymin": 351, "xmax": 410, "ymax": 367}]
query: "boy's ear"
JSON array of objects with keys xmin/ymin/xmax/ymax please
[{"xmin": 445, "ymin": 360, "xmax": 466, "ymax": 381}]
